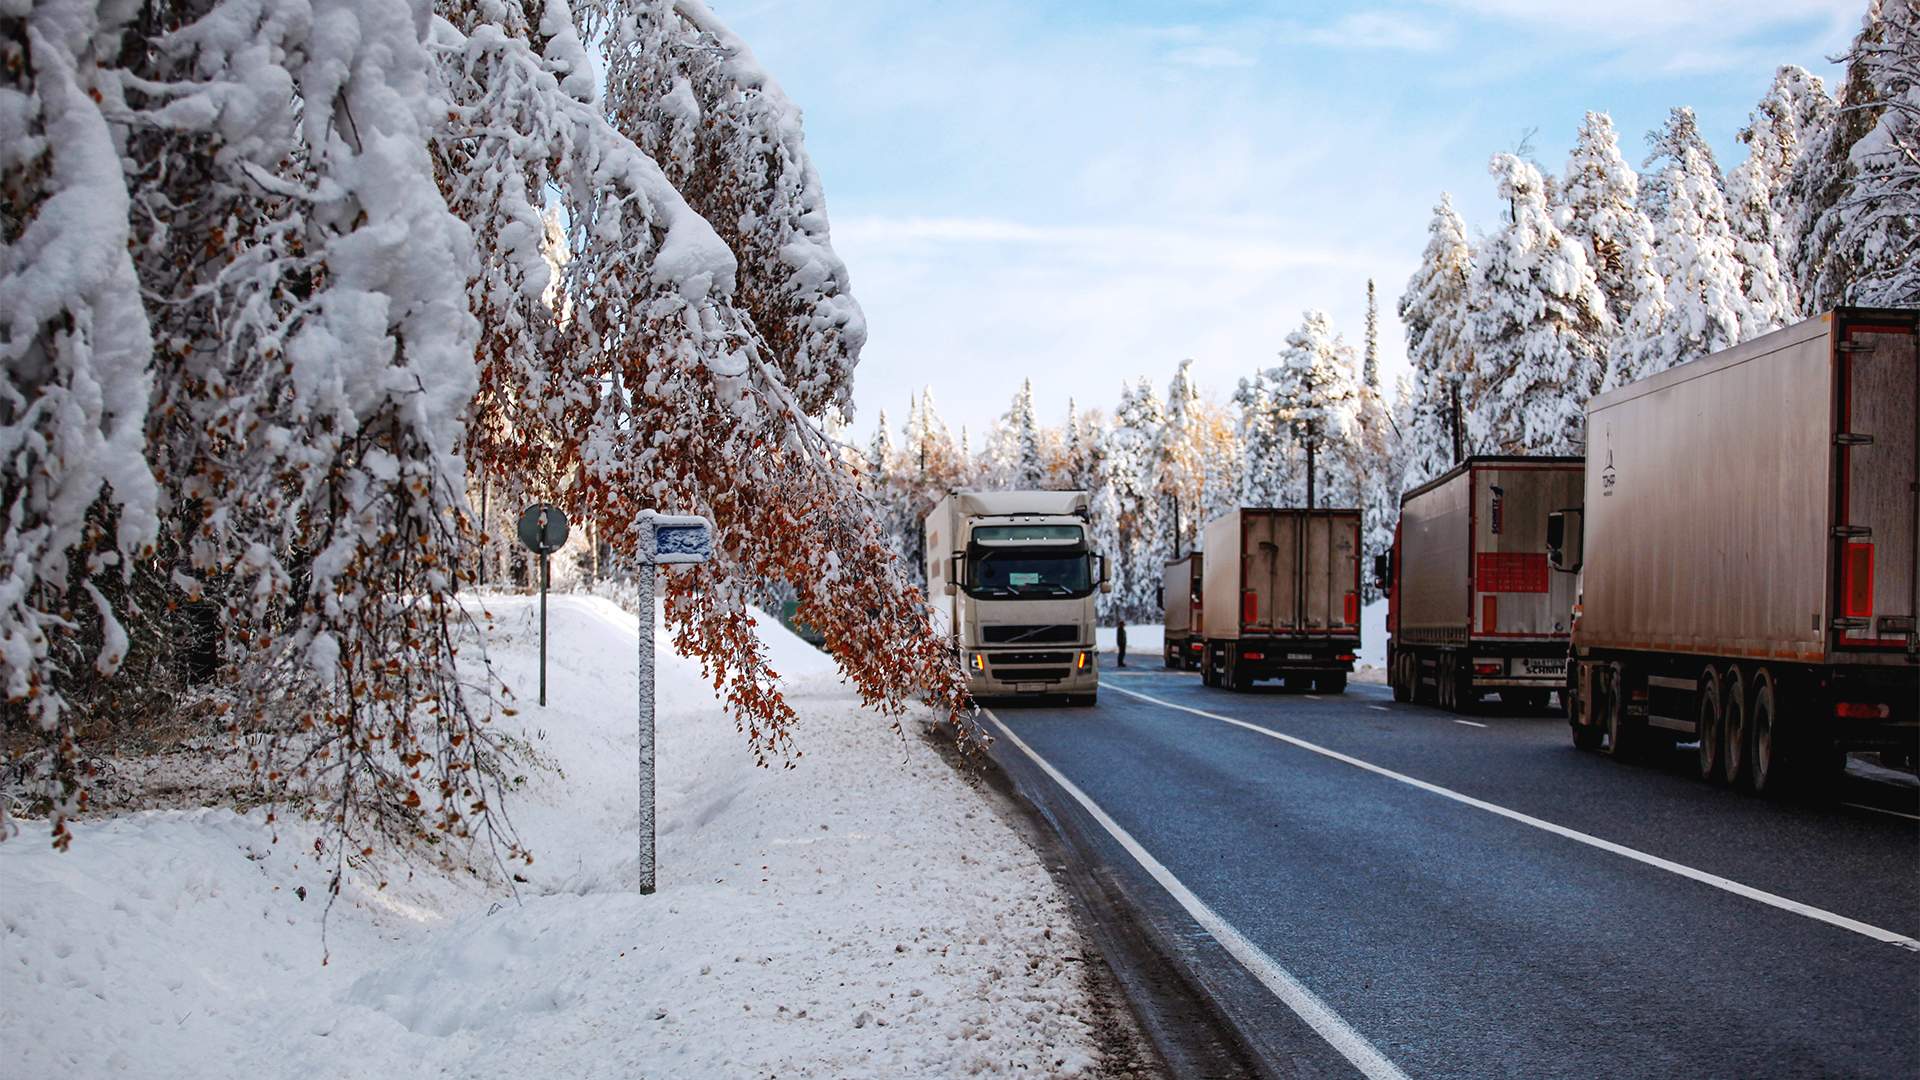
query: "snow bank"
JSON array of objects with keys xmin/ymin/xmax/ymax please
[
  {"xmin": 1094, "ymin": 624, "xmax": 1164, "ymax": 656},
  {"xmin": 1, "ymin": 594, "xmax": 1110, "ymax": 1078}
]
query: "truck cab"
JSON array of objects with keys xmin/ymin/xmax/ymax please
[{"xmin": 926, "ymin": 491, "xmax": 1108, "ymax": 705}]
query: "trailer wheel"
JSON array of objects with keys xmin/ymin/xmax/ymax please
[
  {"xmin": 1604, "ymin": 663, "xmax": 1643, "ymax": 759},
  {"xmin": 1390, "ymin": 654, "xmax": 1412, "ymax": 702},
  {"xmin": 1722, "ymin": 665, "xmax": 1750, "ymax": 788},
  {"xmin": 1320, "ymin": 673, "xmax": 1348, "ymax": 694},
  {"xmin": 1201, "ymin": 645, "xmax": 1218, "ymax": 688},
  {"xmin": 1437, "ymin": 654, "xmax": 1455, "ymax": 710},
  {"xmin": 1165, "ymin": 644, "xmax": 1180, "ymax": 669},
  {"xmin": 1696, "ymin": 666, "xmax": 1725, "ymax": 783},
  {"xmin": 1226, "ymin": 652, "xmax": 1250, "ymax": 692},
  {"xmin": 1571, "ymin": 719, "xmax": 1605, "ymax": 750},
  {"xmin": 1748, "ymin": 668, "xmax": 1783, "ymax": 795}
]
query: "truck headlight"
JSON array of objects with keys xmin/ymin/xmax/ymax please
[
  {"xmin": 971, "ymin": 653, "xmax": 985, "ymax": 672},
  {"xmin": 1077, "ymin": 650, "xmax": 1092, "ymax": 670}
]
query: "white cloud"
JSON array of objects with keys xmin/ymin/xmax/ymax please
[
  {"xmin": 1299, "ymin": 11, "xmax": 1456, "ymax": 52},
  {"xmin": 1166, "ymin": 43, "xmax": 1259, "ymax": 68}
]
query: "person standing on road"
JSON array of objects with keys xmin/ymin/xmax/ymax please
[{"xmin": 1116, "ymin": 621, "xmax": 1127, "ymax": 667}]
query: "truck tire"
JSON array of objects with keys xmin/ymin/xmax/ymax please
[
  {"xmin": 1226, "ymin": 652, "xmax": 1249, "ymax": 692},
  {"xmin": 1437, "ymin": 654, "xmax": 1455, "ymax": 710},
  {"xmin": 1696, "ymin": 665, "xmax": 1725, "ymax": 783},
  {"xmin": 1320, "ymin": 673, "xmax": 1348, "ymax": 694},
  {"xmin": 1165, "ymin": 644, "xmax": 1179, "ymax": 669},
  {"xmin": 1391, "ymin": 654, "xmax": 1412, "ymax": 702},
  {"xmin": 1604, "ymin": 663, "xmax": 1644, "ymax": 759},
  {"xmin": 1721, "ymin": 665, "xmax": 1750, "ymax": 789},
  {"xmin": 1571, "ymin": 720, "xmax": 1605, "ymax": 751},
  {"xmin": 1748, "ymin": 668, "xmax": 1784, "ymax": 796}
]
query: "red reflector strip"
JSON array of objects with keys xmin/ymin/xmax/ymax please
[
  {"xmin": 1335, "ymin": 653, "xmax": 1355, "ymax": 662},
  {"xmin": 1189, "ymin": 641, "xmax": 1202, "ymax": 650},
  {"xmin": 1842, "ymin": 542, "xmax": 1874, "ymax": 618},
  {"xmin": 1474, "ymin": 662, "xmax": 1502, "ymax": 675},
  {"xmin": 1482, "ymin": 595, "xmax": 1498, "ymax": 634},
  {"xmin": 1343, "ymin": 591, "xmax": 1359, "ymax": 625},
  {"xmin": 1242, "ymin": 590, "xmax": 1258, "ymax": 625},
  {"xmin": 1835, "ymin": 702, "xmax": 1891, "ymax": 720},
  {"xmin": 1243, "ymin": 652, "xmax": 1265, "ymax": 661}
]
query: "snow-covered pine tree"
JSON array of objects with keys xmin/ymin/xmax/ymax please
[
  {"xmin": 1640, "ymin": 108, "xmax": 1755, "ymax": 376},
  {"xmin": 1363, "ymin": 280, "xmax": 1382, "ymax": 390},
  {"xmin": 595, "ymin": 0, "xmax": 865, "ymax": 419},
  {"xmin": 1159, "ymin": 360, "xmax": 1207, "ymax": 554},
  {"xmin": 1096, "ymin": 379, "xmax": 1168, "ymax": 624},
  {"xmin": 1727, "ymin": 68, "xmax": 1833, "ymax": 324},
  {"xmin": 985, "ymin": 379, "xmax": 1045, "ymax": 488},
  {"xmin": 1351, "ymin": 282, "xmax": 1399, "ymax": 600},
  {"xmin": 1467, "ymin": 155, "xmax": 1611, "ymax": 454},
  {"xmin": 1559, "ymin": 113, "xmax": 1671, "ymax": 393},
  {"xmin": 1268, "ymin": 311, "xmax": 1363, "ymax": 509},
  {"xmin": 1789, "ymin": 6, "xmax": 1896, "ymax": 313},
  {"xmin": 1398, "ymin": 194, "xmax": 1474, "ymax": 488},
  {"xmin": 1833, "ymin": 0, "xmax": 1920, "ymax": 307},
  {"xmin": 1233, "ymin": 374, "xmax": 1294, "ymax": 506}
]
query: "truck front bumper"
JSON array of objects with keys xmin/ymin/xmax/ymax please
[{"xmin": 966, "ymin": 646, "xmax": 1099, "ymax": 698}]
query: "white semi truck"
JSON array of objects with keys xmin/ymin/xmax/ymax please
[{"xmin": 925, "ymin": 491, "xmax": 1110, "ymax": 706}]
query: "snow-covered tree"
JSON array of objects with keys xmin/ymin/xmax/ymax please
[
  {"xmin": 1399, "ymin": 194, "xmax": 1474, "ymax": 486},
  {"xmin": 1268, "ymin": 311, "xmax": 1364, "ymax": 509},
  {"xmin": 984, "ymin": 379, "xmax": 1045, "ymax": 488},
  {"xmin": 1467, "ymin": 155, "xmax": 1611, "ymax": 454},
  {"xmin": 1640, "ymin": 108, "xmax": 1754, "ymax": 376},
  {"xmin": 1833, "ymin": 0, "xmax": 1920, "ymax": 307},
  {"xmin": 1728, "ymin": 68, "xmax": 1833, "ymax": 323},
  {"xmin": 1790, "ymin": 6, "xmax": 1898, "ymax": 312},
  {"xmin": 1559, "ymin": 113, "xmax": 1671, "ymax": 392},
  {"xmin": 1095, "ymin": 379, "xmax": 1167, "ymax": 623},
  {"xmin": 1362, "ymin": 280, "xmax": 1382, "ymax": 390},
  {"xmin": 1234, "ymin": 373, "xmax": 1295, "ymax": 507}
]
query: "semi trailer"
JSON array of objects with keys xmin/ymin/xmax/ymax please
[
  {"xmin": 1382, "ymin": 456, "xmax": 1584, "ymax": 712},
  {"xmin": 1159, "ymin": 553, "xmax": 1203, "ymax": 669},
  {"xmin": 926, "ymin": 491, "xmax": 1110, "ymax": 706},
  {"xmin": 1199, "ymin": 508, "xmax": 1362, "ymax": 692},
  {"xmin": 1553, "ymin": 308, "xmax": 1917, "ymax": 790}
]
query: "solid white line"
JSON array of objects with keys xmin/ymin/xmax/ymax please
[
  {"xmin": 981, "ymin": 708, "xmax": 1409, "ymax": 1080},
  {"xmin": 1843, "ymin": 802, "xmax": 1920, "ymax": 823},
  {"xmin": 1105, "ymin": 684, "xmax": 1920, "ymax": 953},
  {"xmin": 1453, "ymin": 719, "xmax": 1488, "ymax": 729}
]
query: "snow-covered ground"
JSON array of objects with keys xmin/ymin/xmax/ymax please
[{"xmin": 1, "ymin": 594, "xmax": 1120, "ymax": 1078}]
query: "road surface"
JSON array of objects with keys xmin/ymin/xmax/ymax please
[{"xmin": 985, "ymin": 657, "xmax": 1920, "ymax": 1080}]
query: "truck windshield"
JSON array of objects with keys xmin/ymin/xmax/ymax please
[{"xmin": 966, "ymin": 547, "xmax": 1093, "ymax": 598}]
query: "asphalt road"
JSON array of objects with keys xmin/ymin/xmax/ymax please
[{"xmin": 985, "ymin": 656, "xmax": 1920, "ymax": 1080}]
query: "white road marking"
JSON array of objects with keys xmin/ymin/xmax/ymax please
[
  {"xmin": 1105, "ymin": 684, "xmax": 1920, "ymax": 953},
  {"xmin": 981, "ymin": 708, "xmax": 1410, "ymax": 1080},
  {"xmin": 1368, "ymin": 705, "xmax": 1390, "ymax": 713},
  {"xmin": 1453, "ymin": 719, "xmax": 1488, "ymax": 729},
  {"xmin": 1843, "ymin": 802, "xmax": 1920, "ymax": 823},
  {"xmin": 1304, "ymin": 694, "xmax": 1323, "ymax": 700}
]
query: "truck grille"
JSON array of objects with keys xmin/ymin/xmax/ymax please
[
  {"xmin": 991, "ymin": 667, "xmax": 1071, "ymax": 682},
  {"xmin": 982, "ymin": 625, "xmax": 1078, "ymax": 644},
  {"xmin": 992, "ymin": 651, "xmax": 1074, "ymax": 665}
]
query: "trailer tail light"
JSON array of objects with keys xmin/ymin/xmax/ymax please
[
  {"xmin": 1242, "ymin": 590, "xmax": 1258, "ymax": 625},
  {"xmin": 1243, "ymin": 652, "xmax": 1265, "ymax": 661},
  {"xmin": 1835, "ymin": 702, "xmax": 1891, "ymax": 720},
  {"xmin": 1335, "ymin": 653, "xmax": 1355, "ymax": 663},
  {"xmin": 1344, "ymin": 591, "xmax": 1359, "ymax": 625},
  {"xmin": 1841, "ymin": 542, "xmax": 1874, "ymax": 618},
  {"xmin": 1474, "ymin": 662, "xmax": 1502, "ymax": 676},
  {"xmin": 1190, "ymin": 641, "xmax": 1202, "ymax": 650},
  {"xmin": 1482, "ymin": 595, "xmax": 1498, "ymax": 633}
]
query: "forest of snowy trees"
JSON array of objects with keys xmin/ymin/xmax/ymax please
[
  {"xmin": 1, "ymin": 0, "xmax": 970, "ymax": 859},
  {"xmin": 863, "ymin": 1, "xmax": 1919, "ymax": 627}
]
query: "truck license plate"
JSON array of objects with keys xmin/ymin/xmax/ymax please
[
  {"xmin": 1016, "ymin": 682, "xmax": 1046, "ymax": 693},
  {"xmin": 1520, "ymin": 659, "xmax": 1566, "ymax": 676},
  {"xmin": 1287, "ymin": 653, "xmax": 1312, "ymax": 661}
]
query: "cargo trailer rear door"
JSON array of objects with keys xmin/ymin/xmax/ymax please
[
  {"xmin": 1836, "ymin": 321, "xmax": 1918, "ymax": 650},
  {"xmin": 1303, "ymin": 513, "xmax": 1362, "ymax": 634},
  {"xmin": 1244, "ymin": 512, "xmax": 1297, "ymax": 632}
]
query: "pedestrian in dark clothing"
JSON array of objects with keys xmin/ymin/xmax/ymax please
[{"xmin": 1116, "ymin": 622, "xmax": 1128, "ymax": 667}]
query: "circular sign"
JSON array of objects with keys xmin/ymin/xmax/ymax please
[{"xmin": 517, "ymin": 504, "xmax": 570, "ymax": 554}]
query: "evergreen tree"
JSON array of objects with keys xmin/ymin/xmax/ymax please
[
  {"xmin": 1269, "ymin": 311, "xmax": 1363, "ymax": 509},
  {"xmin": 1640, "ymin": 108, "xmax": 1754, "ymax": 376},
  {"xmin": 1160, "ymin": 360, "xmax": 1206, "ymax": 554},
  {"xmin": 1234, "ymin": 373, "xmax": 1294, "ymax": 506},
  {"xmin": 1789, "ymin": 6, "xmax": 1895, "ymax": 312},
  {"xmin": 1363, "ymin": 280, "xmax": 1381, "ymax": 389},
  {"xmin": 1559, "ymin": 113, "xmax": 1671, "ymax": 392},
  {"xmin": 985, "ymin": 379, "xmax": 1044, "ymax": 487},
  {"xmin": 1096, "ymin": 379, "xmax": 1168, "ymax": 623},
  {"xmin": 1728, "ymin": 67, "xmax": 1833, "ymax": 322},
  {"xmin": 1467, "ymin": 155, "xmax": 1611, "ymax": 454},
  {"xmin": 1399, "ymin": 195, "xmax": 1474, "ymax": 486},
  {"xmin": 1833, "ymin": 0, "xmax": 1920, "ymax": 307}
]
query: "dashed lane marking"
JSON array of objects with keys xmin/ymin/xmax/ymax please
[
  {"xmin": 1453, "ymin": 719, "xmax": 1488, "ymax": 729},
  {"xmin": 982, "ymin": 708, "xmax": 1411, "ymax": 1080},
  {"xmin": 1368, "ymin": 705, "xmax": 1390, "ymax": 712},
  {"xmin": 1843, "ymin": 802, "xmax": 1920, "ymax": 823},
  {"xmin": 1104, "ymin": 683, "xmax": 1920, "ymax": 953}
]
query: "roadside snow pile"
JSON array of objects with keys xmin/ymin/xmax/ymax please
[
  {"xmin": 1, "ymin": 594, "xmax": 1112, "ymax": 1078},
  {"xmin": 1355, "ymin": 599, "xmax": 1389, "ymax": 683},
  {"xmin": 1095, "ymin": 624, "xmax": 1164, "ymax": 657}
]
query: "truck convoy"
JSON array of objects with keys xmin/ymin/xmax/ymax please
[
  {"xmin": 1160, "ymin": 553, "xmax": 1203, "ymax": 669},
  {"xmin": 1200, "ymin": 508, "xmax": 1362, "ymax": 692},
  {"xmin": 1554, "ymin": 308, "xmax": 1917, "ymax": 791},
  {"xmin": 926, "ymin": 491, "xmax": 1109, "ymax": 706},
  {"xmin": 1382, "ymin": 456, "xmax": 1584, "ymax": 712}
]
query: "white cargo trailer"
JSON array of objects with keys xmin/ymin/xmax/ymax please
[
  {"xmin": 925, "ymin": 491, "xmax": 1108, "ymax": 705},
  {"xmin": 1159, "ymin": 553, "xmax": 1203, "ymax": 670},
  {"xmin": 1199, "ymin": 508, "xmax": 1362, "ymax": 692},
  {"xmin": 1554, "ymin": 308, "xmax": 1917, "ymax": 790},
  {"xmin": 1384, "ymin": 456, "xmax": 1584, "ymax": 712}
]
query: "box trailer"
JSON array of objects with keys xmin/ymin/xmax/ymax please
[
  {"xmin": 1383, "ymin": 456, "xmax": 1584, "ymax": 712},
  {"xmin": 1555, "ymin": 308, "xmax": 1917, "ymax": 790},
  {"xmin": 1159, "ymin": 553, "xmax": 1203, "ymax": 670},
  {"xmin": 925, "ymin": 490, "xmax": 1108, "ymax": 705},
  {"xmin": 1199, "ymin": 508, "xmax": 1362, "ymax": 692}
]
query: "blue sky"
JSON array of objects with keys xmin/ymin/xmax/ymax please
[{"xmin": 714, "ymin": 0, "xmax": 1863, "ymax": 441}]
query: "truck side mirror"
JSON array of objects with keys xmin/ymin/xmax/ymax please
[
  {"xmin": 949, "ymin": 551, "xmax": 965, "ymax": 594},
  {"xmin": 1547, "ymin": 509, "xmax": 1583, "ymax": 573},
  {"xmin": 1098, "ymin": 554, "xmax": 1113, "ymax": 594},
  {"xmin": 1156, "ymin": 585, "xmax": 1165, "ymax": 608},
  {"xmin": 1372, "ymin": 553, "xmax": 1392, "ymax": 591}
]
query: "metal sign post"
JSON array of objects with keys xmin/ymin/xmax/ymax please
[
  {"xmin": 633, "ymin": 511, "xmax": 714, "ymax": 895},
  {"xmin": 516, "ymin": 504, "xmax": 570, "ymax": 706}
]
